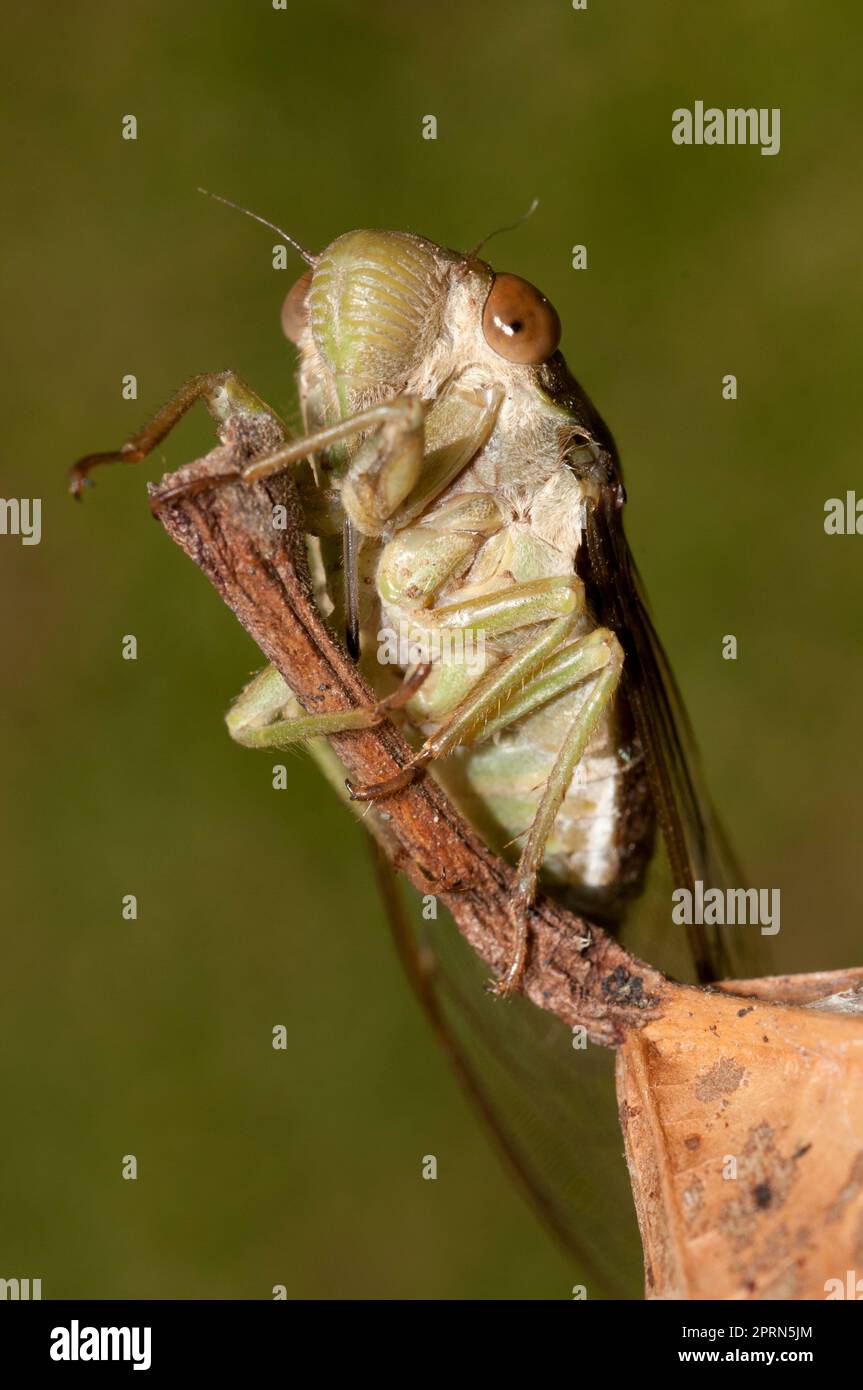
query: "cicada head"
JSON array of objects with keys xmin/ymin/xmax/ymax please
[{"xmin": 290, "ymin": 227, "xmax": 562, "ymax": 402}]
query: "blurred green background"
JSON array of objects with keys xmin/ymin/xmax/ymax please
[{"xmin": 1, "ymin": 0, "xmax": 861, "ymax": 1300}]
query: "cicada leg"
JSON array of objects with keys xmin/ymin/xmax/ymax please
[
  {"xmin": 207, "ymin": 382, "xmax": 500, "ymax": 650},
  {"xmin": 348, "ymin": 575, "xmax": 587, "ymax": 797},
  {"xmin": 411, "ymin": 618, "xmax": 625, "ymax": 995},
  {"xmin": 225, "ymin": 662, "xmax": 431, "ymax": 750},
  {"xmin": 340, "ymin": 383, "xmax": 502, "ymax": 537},
  {"xmin": 491, "ymin": 633, "xmax": 623, "ymax": 996},
  {"xmin": 69, "ymin": 370, "xmax": 286, "ymax": 499},
  {"xmin": 122, "ymin": 394, "xmax": 431, "ymax": 518},
  {"xmin": 69, "ymin": 371, "xmax": 429, "ymax": 511},
  {"xmin": 348, "ymin": 574, "xmax": 625, "ymax": 995}
]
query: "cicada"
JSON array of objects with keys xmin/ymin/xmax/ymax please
[{"xmin": 70, "ymin": 202, "xmax": 751, "ymax": 1293}]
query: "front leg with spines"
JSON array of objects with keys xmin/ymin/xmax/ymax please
[{"xmin": 69, "ymin": 370, "xmax": 286, "ymax": 499}]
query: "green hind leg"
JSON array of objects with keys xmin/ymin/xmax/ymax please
[
  {"xmin": 225, "ymin": 663, "xmax": 430, "ymax": 750},
  {"xmin": 490, "ymin": 632, "xmax": 624, "ymax": 996},
  {"xmin": 348, "ymin": 572, "xmax": 626, "ymax": 995}
]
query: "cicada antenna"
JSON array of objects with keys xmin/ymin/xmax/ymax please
[
  {"xmin": 198, "ymin": 188, "xmax": 318, "ymax": 266},
  {"xmin": 465, "ymin": 197, "xmax": 540, "ymax": 262}
]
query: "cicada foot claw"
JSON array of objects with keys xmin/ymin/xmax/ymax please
[
  {"xmin": 69, "ymin": 473, "xmax": 93, "ymax": 502},
  {"xmin": 69, "ymin": 444, "xmax": 145, "ymax": 501},
  {"xmin": 414, "ymin": 862, "xmax": 473, "ymax": 893},
  {"xmin": 485, "ymin": 974, "xmax": 517, "ymax": 1000},
  {"xmin": 486, "ymin": 960, "xmax": 524, "ymax": 1000},
  {"xmin": 148, "ymin": 468, "xmax": 242, "ymax": 516},
  {"xmin": 487, "ymin": 894, "xmax": 532, "ymax": 999},
  {"xmin": 345, "ymin": 758, "xmax": 425, "ymax": 802}
]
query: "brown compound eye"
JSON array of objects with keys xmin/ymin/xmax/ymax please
[
  {"xmin": 481, "ymin": 272, "xmax": 561, "ymax": 364},
  {"xmin": 281, "ymin": 268, "xmax": 314, "ymax": 344}
]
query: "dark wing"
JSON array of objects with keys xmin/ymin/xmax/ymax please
[
  {"xmin": 571, "ymin": 432, "xmax": 757, "ymax": 983},
  {"xmin": 370, "ymin": 842, "xmax": 644, "ymax": 1299}
]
